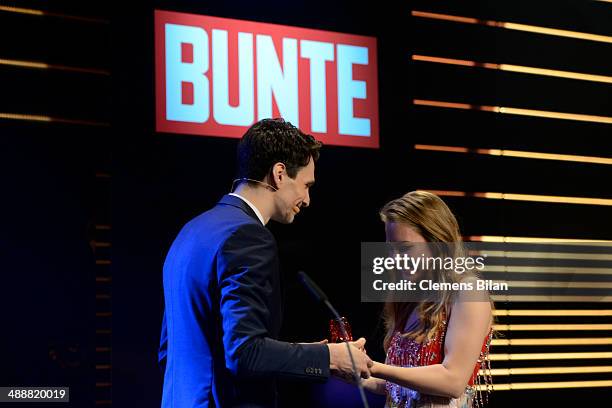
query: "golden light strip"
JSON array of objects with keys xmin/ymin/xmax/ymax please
[
  {"xmin": 468, "ymin": 235, "xmax": 612, "ymax": 244},
  {"xmin": 413, "ymin": 99, "xmax": 612, "ymax": 125},
  {"xmin": 478, "ymin": 380, "xmax": 612, "ymax": 391},
  {"xmin": 484, "ymin": 366, "xmax": 612, "ymax": 375},
  {"xmin": 474, "ymin": 149, "xmax": 612, "ymax": 165},
  {"xmin": 489, "ymin": 352, "xmax": 612, "ymax": 360},
  {"xmin": 491, "ymin": 338, "xmax": 612, "ymax": 346},
  {"xmin": 415, "ymin": 144, "xmax": 612, "ymax": 166},
  {"xmin": 503, "ymin": 22, "xmax": 612, "ymax": 44},
  {"xmin": 412, "ymin": 55, "xmax": 612, "ymax": 84},
  {"xmin": 0, "ymin": 5, "xmax": 109, "ymax": 24},
  {"xmin": 483, "ymin": 250, "xmax": 612, "ymax": 260},
  {"xmin": 411, "ymin": 10, "xmax": 612, "ymax": 44},
  {"xmin": 0, "ymin": 5, "xmax": 42, "ymax": 16},
  {"xmin": 0, "ymin": 112, "xmax": 50, "ymax": 122},
  {"xmin": 493, "ymin": 324, "xmax": 612, "ymax": 331},
  {"xmin": 493, "ymin": 309, "xmax": 612, "ymax": 316},
  {"xmin": 415, "ymin": 144, "xmax": 470, "ymax": 154},
  {"xmin": 501, "ymin": 280, "xmax": 612, "ymax": 289},
  {"xmin": 0, "ymin": 112, "xmax": 109, "ymax": 127},
  {"xmin": 484, "ymin": 266, "xmax": 612, "ymax": 275},
  {"xmin": 422, "ymin": 189, "xmax": 612, "ymax": 206},
  {"xmin": 0, "ymin": 58, "xmax": 110, "ymax": 75},
  {"xmin": 492, "ymin": 295, "xmax": 612, "ymax": 301}
]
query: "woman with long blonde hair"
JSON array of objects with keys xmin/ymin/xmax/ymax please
[{"xmin": 361, "ymin": 191, "xmax": 493, "ymax": 408}]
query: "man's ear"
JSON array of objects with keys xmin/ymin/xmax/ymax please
[{"xmin": 271, "ymin": 162, "xmax": 286, "ymax": 187}]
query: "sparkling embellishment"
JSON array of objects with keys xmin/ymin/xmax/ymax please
[{"xmin": 384, "ymin": 314, "xmax": 493, "ymax": 408}]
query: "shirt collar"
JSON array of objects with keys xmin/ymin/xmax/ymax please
[{"xmin": 228, "ymin": 193, "xmax": 266, "ymax": 225}]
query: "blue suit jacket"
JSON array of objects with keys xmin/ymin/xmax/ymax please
[{"xmin": 159, "ymin": 195, "xmax": 330, "ymax": 408}]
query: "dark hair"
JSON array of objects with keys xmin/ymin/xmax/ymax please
[{"xmin": 236, "ymin": 118, "xmax": 322, "ymax": 180}]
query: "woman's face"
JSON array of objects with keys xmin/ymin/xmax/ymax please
[
  {"xmin": 385, "ymin": 222, "xmax": 427, "ymax": 243},
  {"xmin": 385, "ymin": 222, "xmax": 428, "ymax": 277}
]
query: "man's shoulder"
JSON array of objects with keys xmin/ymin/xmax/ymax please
[
  {"xmin": 183, "ymin": 201, "xmax": 272, "ymax": 243},
  {"xmin": 197, "ymin": 201, "xmax": 266, "ymax": 229}
]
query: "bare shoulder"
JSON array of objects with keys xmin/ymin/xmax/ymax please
[{"xmin": 449, "ymin": 276, "xmax": 493, "ymax": 326}]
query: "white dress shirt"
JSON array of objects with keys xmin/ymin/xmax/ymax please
[{"xmin": 229, "ymin": 193, "xmax": 266, "ymax": 225}]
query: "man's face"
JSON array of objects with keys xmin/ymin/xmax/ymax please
[{"xmin": 272, "ymin": 158, "xmax": 315, "ymax": 224}]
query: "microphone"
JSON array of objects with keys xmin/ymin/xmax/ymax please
[
  {"xmin": 298, "ymin": 271, "xmax": 328, "ymax": 303},
  {"xmin": 297, "ymin": 271, "xmax": 370, "ymax": 408}
]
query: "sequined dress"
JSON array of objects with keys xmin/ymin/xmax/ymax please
[{"xmin": 384, "ymin": 310, "xmax": 493, "ymax": 408}]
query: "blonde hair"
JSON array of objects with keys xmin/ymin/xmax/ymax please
[{"xmin": 380, "ymin": 191, "xmax": 474, "ymax": 349}]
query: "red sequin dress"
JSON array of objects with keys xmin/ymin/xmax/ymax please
[{"xmin": 384, "ymin": 311, "xmax": 493, "ymax": 408}]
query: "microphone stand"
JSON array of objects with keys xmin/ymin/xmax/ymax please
[{"xmin": 298, "ymin": 272, "xmax": 370, "ymax": 408}]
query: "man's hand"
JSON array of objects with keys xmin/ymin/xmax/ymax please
[
  {"xmin": 350, "ymin": 337, "xmax": 366, "ymax": 352},
  {"xmin": 328, "ymin": 337, "xmax": 373, "ymax": 380}
]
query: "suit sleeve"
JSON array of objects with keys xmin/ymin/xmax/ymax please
[{"xmin": 217, "ymin": 223, "xmax": 330, "ymax": 380}]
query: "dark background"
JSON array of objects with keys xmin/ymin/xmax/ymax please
[{"xmin": 1, "ymin": 0, "xmax": 611, "ymax": 406}]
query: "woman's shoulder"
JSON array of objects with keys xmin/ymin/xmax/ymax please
[{"xmin": 453, "ymin": 273, "xmax": 492, "ymax": 304}]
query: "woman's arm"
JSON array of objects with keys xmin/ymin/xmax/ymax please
[{"xmin": 370, "ymin": 300, "xmax": 492, "ymax": 399}]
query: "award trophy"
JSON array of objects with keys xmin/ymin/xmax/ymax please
[{"xmin": 329, "ymin": 316, "xmax": 353, "ymax": 343}]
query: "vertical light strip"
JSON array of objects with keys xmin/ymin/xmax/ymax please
[{"xmin": 411, "ymin": 10, "xmax": 612, "ymax": 44}]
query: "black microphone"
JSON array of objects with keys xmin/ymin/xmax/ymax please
[
  {"xmin": 298, "ymin": 271, "xmax": 328, "ymax": 303},
  {"xmin": 297, "ymin": 271, "xmax": 370, "ymax": 408}
]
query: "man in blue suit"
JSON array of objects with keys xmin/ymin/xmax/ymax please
[{"xmin": 160, "ymin": 119, "xmax": 372, "ymax": 407}]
